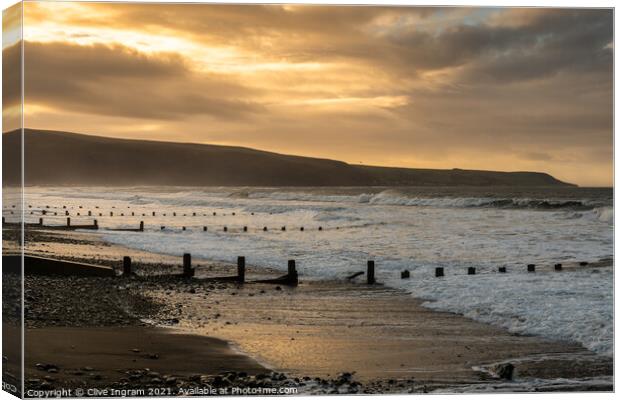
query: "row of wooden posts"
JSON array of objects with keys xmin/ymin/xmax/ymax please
[
  {"xmin": 12, "ymin": 208, "xmax": 254, "ymax": 218},
  {"xmin": 121, "ymin": 253, "xmax": 299, "ymax": 286},
  {"xmin": 4, "ymin": 216, "xmax": 325, "ymax": 233},
  {"xmin": 369, "ymin": 260, "xmax": 578, "ymax": 283}
]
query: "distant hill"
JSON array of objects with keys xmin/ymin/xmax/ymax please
[{"xmin": 3, "ymin": 129, "xmax": 575, "ymax": 187}]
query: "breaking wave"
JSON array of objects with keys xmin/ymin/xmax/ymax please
[{"xmin": 233, "ymin": 189, "xmax": 603, "ymax": 211}]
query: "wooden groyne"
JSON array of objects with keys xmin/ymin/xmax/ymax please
[{"xmin": 3, "ymin": 255, "xmax": 115, "ymax": 277}]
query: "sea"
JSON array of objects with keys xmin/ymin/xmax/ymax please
[{"xmin": 12, "ymin": 186, "xmax": 614, "ymax": 358}]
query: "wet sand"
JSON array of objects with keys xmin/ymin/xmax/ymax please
[
  {"xmin": 5, "ymin": 227, "xmax": 614, "ymax": 392},
  {"xmin": 21, "ymin": 326, "xmax": 267, "ymax": 385},
  {"xmin": 154, "ymin": 280, "xmax": 612, "ymax": 385}
]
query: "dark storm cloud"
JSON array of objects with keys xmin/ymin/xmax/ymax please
[
  {"xmin": 18, "ymin": 41, "xmax": 261, "ymax": 120},
  {"xmin": 92, "ymin": 6, "xmax": 612, "ymax": 83}
]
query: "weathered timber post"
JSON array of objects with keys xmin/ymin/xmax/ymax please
[
  {"xmin": 123, "ymin": 256, "xmax": 132, "ymax": 276},
  {"xmin": 288, "ymin": 259, "xmax": 298, "ymax": 285},
  {"xmin": 367, "ymin": 260, "xmax": 375, "ymax": 284},
  {"xmin": 183, "ymin": 253, "xmax": 194, "ymax": 278},
  {"xmin": 237, "ymin": 256, "xmax": 246, "ymax": 283}
]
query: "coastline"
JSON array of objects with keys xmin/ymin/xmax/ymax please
[{"xmin": 6, "ymin": 227, "xmax": 614, "ymax": 393}]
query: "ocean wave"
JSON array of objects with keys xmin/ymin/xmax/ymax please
[
  {"xmin": 594, "ymin": 207, "xmax": 613, "ymax": 223},
  {"xmin": 218, "ymin": 189, "xmax": 607, "ymax": 212},
  {"xmin": 363, "ymin": 190, "xmax": 598, "ymax": 210}
]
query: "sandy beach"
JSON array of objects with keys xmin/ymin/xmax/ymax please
[{"xmin": 2, "ymin": 225, "xmax": 612, "ymax": 394}]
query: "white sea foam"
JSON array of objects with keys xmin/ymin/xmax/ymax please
[{"xmin": 17, "ymin": 186, "xmax": 613, "ymax": 359}]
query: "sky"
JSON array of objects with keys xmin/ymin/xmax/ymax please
[{"xmin": 2, "ymin": 2, "xmax": 614, "ymax": 186}]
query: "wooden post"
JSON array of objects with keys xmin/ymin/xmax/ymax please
[
  {"xmin": 555, "ymin": 263, "xmax": 562, "ymax": 271},
  {"xmin": 66, "ymin": 217, "xmax": 71, "ymax": 227},
  {"xmin": 183, "ymin": 253, "xmax": 194, "ymax": 277},
  {"xmin": 123, "ymin": 256, "xmax": 132, "ymax": 276},
  {"xmin": 288, "ymin": 259, "xmax": 298, "ymax": 285},
  {"xmin": 139, "ymin": 221, "xmax": 144, "ymax": 231},
  {"xmin": 498, "ymin": 266, "xmax": 506, "ymax": 273},
  {"xmin": 367, "ymin": 260, "xmax": 375, "ymax": 284},
  {"xmin": 237, "ymin": 256, "xmax": 246, "ymax": 283},
  {"xmin": 527, "ymin": 264, "xmax": 536, "ymax": 272},
  {"xmin": 435, "ymin": 267, "xmax": 444, "ymax": 277},
  {"xmin": 468, "ymin": 267, "xmax": 476, "ymax": 275},
  {"xmin": 39, "ymin": 218, "xmax": 43, "ymax": 226}
]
